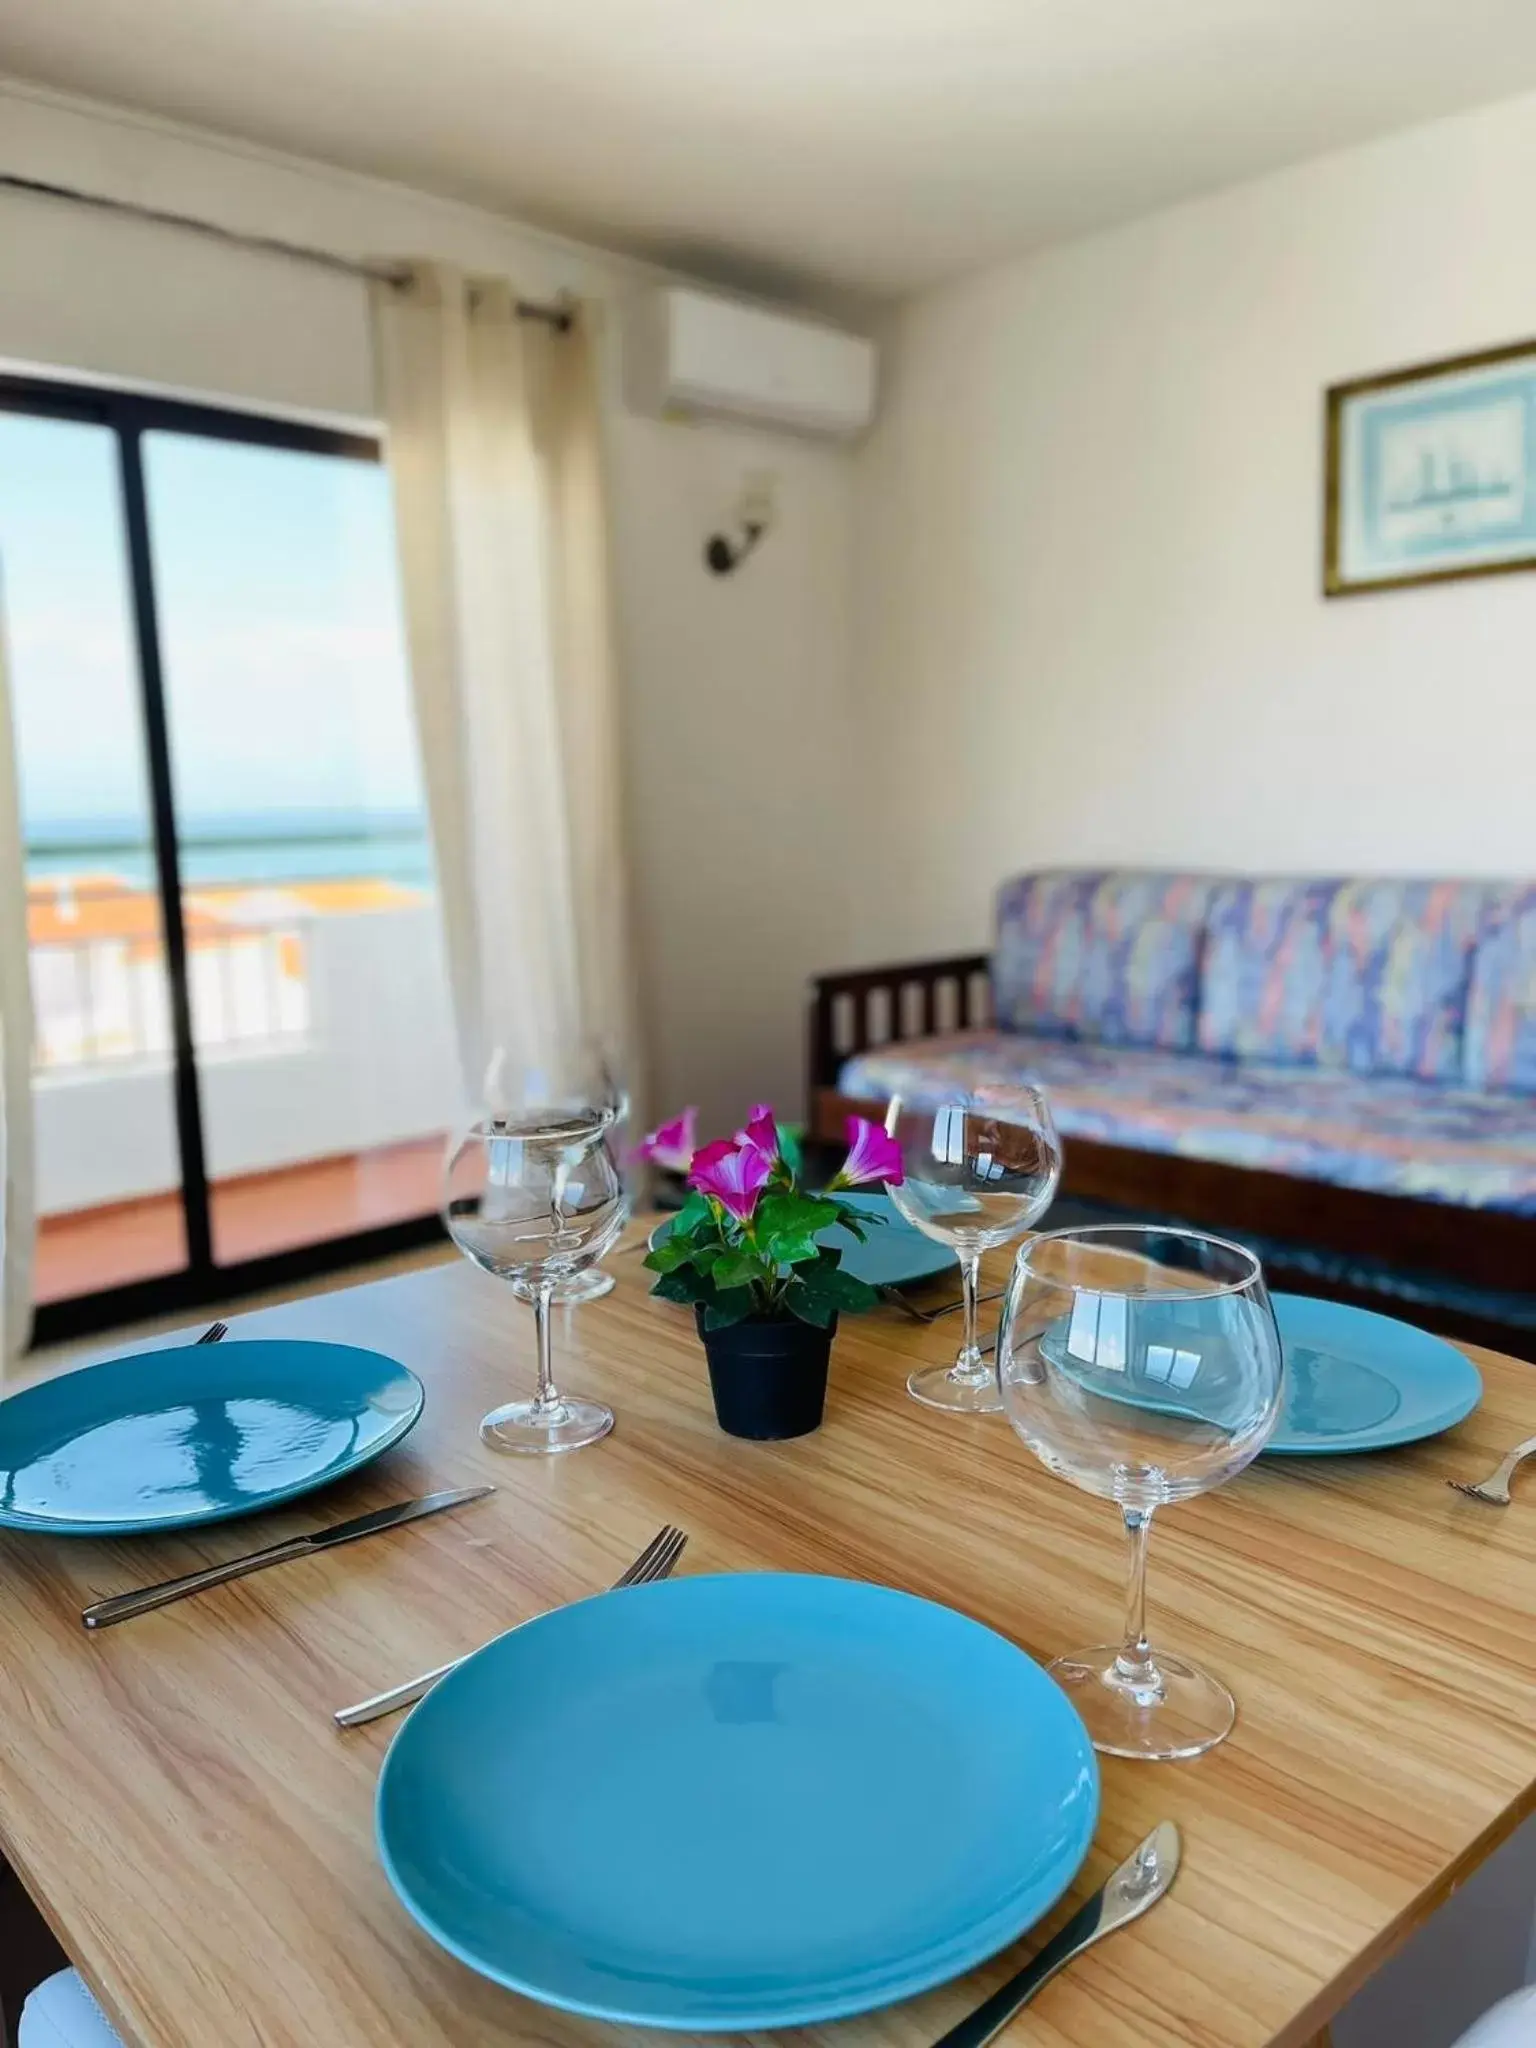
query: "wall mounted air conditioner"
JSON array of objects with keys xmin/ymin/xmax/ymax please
[{"xmin": 623, "ymin": 287, "xmax": 876, "ymax": 440}]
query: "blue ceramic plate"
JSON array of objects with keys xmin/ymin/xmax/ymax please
[
  {"xmin": 1265, "ymin": 1294, "xmax": 1482, "ymax": 1456},
  {"xmin": 0, "ymin": 1339, "xmax": 425, "ymax": 1534},
  {"xmin": 650, "ymin": 1190, "xmax": 954, "ymax": 1292},
  {"xmin": 377, "ymin": 1572, "xmax": 1098, "ymax": 2030}
]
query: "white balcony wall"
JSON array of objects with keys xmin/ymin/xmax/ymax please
[{"xmin": 33, "ymin": 905, "xmax": 462, "ymax": 1216}]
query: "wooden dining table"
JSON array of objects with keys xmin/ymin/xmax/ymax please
[{"xmin": 0, "ymin": 1236, "xmax": 1533, "ymax": 2048}]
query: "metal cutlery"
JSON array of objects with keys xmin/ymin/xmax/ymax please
[
  {"xmin": 196, "ymin": 1320, "xmax": 228, "ymax": 1344},
  {"xmin": 1448, "ymin": 1433, "xmax": 1536, "ymax": 1505},
  {"xmin": 880, "ymin": 1286, "xmax": 1005, "ymax": 1325},
  {"xmin": 82, "ymin": 1485, "xmax": 494, "ymax": 1630},
  {"xmin": 930, "ymin": 1821, "xmax": 1180, "ymax": 2048},
  {"xmin": 335, "ymin": 1521, "xmax": 689, "ymax": 1728}
]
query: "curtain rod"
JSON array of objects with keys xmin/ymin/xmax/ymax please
[{"xmin": 0, "ymin": 171, "xmax": 574, "ymax": 330}]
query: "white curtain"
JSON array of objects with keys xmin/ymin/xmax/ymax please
[
  {"xmin": 0, "ymin": 602, "xmax": 36, "ymax": 1371},
  {"xmin": 370, "ymin": 265, "xmax": 644, "ymax": 1115}
]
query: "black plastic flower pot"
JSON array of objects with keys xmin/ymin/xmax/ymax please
[{"xmin": 694, "ymin": 1309, "xmax": 837, "ymax": 1440}]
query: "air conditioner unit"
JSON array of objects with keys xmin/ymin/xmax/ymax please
[{"xmin": 623, "ymin": 287, "xmax": 876, "ymax": 440}]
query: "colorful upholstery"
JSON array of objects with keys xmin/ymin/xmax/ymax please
[
  {"xmin": 1195, "ymin": 877, "xmax": 1491, "ymax": 1083},
  {"xmin": 994, "ymin": 871, "xmax": 1217, "ymax": 1052},
  {"xmin": 1464, "ymin": 887, "xmax": 1536, "ymax": 1095},
  {"xmin": 840, "ymin": 1031, "xmax": 1536, "ymax": 1214}
]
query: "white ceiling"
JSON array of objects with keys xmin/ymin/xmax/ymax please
[{"xmin": 5, "ymin": 0, "xmax": 1536, "ymax": 302}]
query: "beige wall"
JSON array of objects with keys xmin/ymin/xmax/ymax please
[
  {"xmin": 0, "ymin": 81, "xmax": 857, "ymax": 1133},
  {"xmin": 851, "ymin": 90, "xmax": 1536, "ymax": 966}
]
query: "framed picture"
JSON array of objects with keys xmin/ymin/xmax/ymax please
[{"xmin": 1324, "ymin": 337, "xmax": 1536, "ymax": 596}]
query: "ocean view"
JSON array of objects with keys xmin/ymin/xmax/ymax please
[{"xmin": 25, "ymin": 810, "xmax": 437, "ymax": 892}]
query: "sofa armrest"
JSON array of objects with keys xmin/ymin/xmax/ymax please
[{"xmin": 806, "ymin": 953, "xmax": 992, "ymax": 1132}]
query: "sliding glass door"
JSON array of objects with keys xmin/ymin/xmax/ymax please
[
  {"xmin": 0, "ymin": 376, "xmax": 460, "ymax": 1341},
  {"xmin": 0, "ymin": 407, "xmax": 187, "ymax": 1305}
]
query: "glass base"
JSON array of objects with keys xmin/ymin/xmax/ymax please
[
  {"xmin": 479, "ymin": 1394, "xmax": 614, "ymax": 1456},
  {"xmin": 1048, "ymin": 1643, "xmax": 1235, "ymax": 1760},
  {"xmin": 550, "ymin": 1268, "xmax": 615, "ymax": 1305},
  {"xmin": 907, "ymin": 1357, "xmax": 1003, "ymax": 1415}
]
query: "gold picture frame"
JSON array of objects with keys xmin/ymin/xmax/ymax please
[{"xmin": 1324, "ymin": 336, "xmax": 1536, "ymax": 597}]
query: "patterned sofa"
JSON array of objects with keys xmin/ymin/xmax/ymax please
[{"xmin": 808, "ymin": 872, "xmax": 1536, "ymax": 1342}]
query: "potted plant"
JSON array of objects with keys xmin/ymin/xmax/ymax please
[{"xmin": 636, "ymin": 1105, "xmax": 904, "ymax": 1439}]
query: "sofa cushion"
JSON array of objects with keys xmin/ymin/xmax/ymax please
[
  {"xmin": 839, "ymin": 1031, "xmax": 1536, "ymax": 1213},
  {"xmin": 994, "ymin": 870, "xmax": 1217, "ymax": 1052},
  {"xmin": 1196, "ymin": 878, "xmax": 1335, "ymax": 1066},
  {"xmin": 1197, "ymin": 877, "xmax": 1488, "ymax": 1083},
  {"xmin": 1465, "ymin": 887, "xmax": 1536, "ymax": 1094}
]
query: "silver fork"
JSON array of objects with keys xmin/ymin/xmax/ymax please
[
  {"xmin": 1448, "ymin": 1435, "xmax": 1536, "ymax": 1506},
  {"xmin": 334, "ymin": 1523, "xmax": 688, "ymax": 1727}
]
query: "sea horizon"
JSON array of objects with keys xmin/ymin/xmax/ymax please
[{"xmin": 26, "ymin": 806, "xmax": 436, "ymax": 891}]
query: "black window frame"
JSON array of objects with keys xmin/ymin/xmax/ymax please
[{"xmin": 0, "ymin": 372, "xmax": 446, "ymax": 1347}]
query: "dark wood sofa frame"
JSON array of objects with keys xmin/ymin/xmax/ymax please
[{"xmin": 807, "ymin": 952, "xmax": 1535, "ymax": 1357}]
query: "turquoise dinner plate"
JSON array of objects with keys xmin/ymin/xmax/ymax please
[
  {"xmin": 377, "ymin": 1572, "xmax": 1098, "ymax": 2029},
  {"xmin": 1265, "ymin": 1293, "xmax": 1482, "ymax": 1456},
  {"xmin": 650, "ymin": 1190, "xmax": 955, "ymax": 1292},
  {"xmin": 0, "ymin": 1339, "xmax": 425, "ymax": 1534}
]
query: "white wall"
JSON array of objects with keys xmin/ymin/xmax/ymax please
[
  {"xmin": 851, "ymin": 91, "xmax": 1536, "ymax": 964},
  {"xmin": 0, "ymin": 80, "xmax": 858, "ymax": 1135}
]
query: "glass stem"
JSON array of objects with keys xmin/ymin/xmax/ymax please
[
  {"xmin": 531, "ymin": 1280, "xmax": 560, "ymax": 1413},
  {"xmin": 952, "ymin": 1250, "xmax": 984, "ymax": 1380},
  {"xmin": 1112, "ymin": 1507, "xmax": 1164, "ymax": 1703}
]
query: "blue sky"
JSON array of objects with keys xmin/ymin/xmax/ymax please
[{"xmin": 0, "ymin": 412, "xmax": 427, "ymax": 837}]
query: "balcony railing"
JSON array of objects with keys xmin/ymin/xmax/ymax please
[{"xmin": 27, "ymin": 879, "xmax": 311, "ymax": 1073}]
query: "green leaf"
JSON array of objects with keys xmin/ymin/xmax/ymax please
[
  {"xmin": 670, "ymin": 1189, "xmax": 714, "ymax": 1236},
  {"xmin": 643, "ymin": 1237, "xmax": 692, "ymax": 1275},
  {"xmin": 778, "ymin": 1123, "xmax": 804, "ymax": 1178},
  {"xmin": 711, "ymin": 1251, "xmax": 766, "ymax": 1291},
  {"xmin": 790, "ymin": 1254, "xmax": 880, "ymax": 1319},
  {"xmin": 758, "ymin": 1192, "xmax": 839, "ymax": 1243},
  {"xmin": 651, "ymin": 1268, "xmax": 709, "ymax": 1305},
  {"xmin": 816, "ymin": 1267, "xmax": 881, "ymax": 1312},
  {"xmin": 775, "ymin": 1234, "xmax": 824, "ymax": 1268},
  {"xmin": 784, "ymin": 1281, "xmax": 837, "ymax": 1329},
  {"xmin": 702, "ymin": 1286, "xmax": 756, "ymax": 1331}
]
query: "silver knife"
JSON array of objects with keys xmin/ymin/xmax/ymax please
[
  {"xmin": 81, "ymin": 1485, "xmax": 494, "ymax": 1631},
  {"xmin": 930, "ymin": 1822, "xmax": 1180, "ymax": 2048}
]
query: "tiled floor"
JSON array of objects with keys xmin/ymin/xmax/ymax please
[{"xmin": 34, "ymin": 1136, "xmax": 447, "ymax": 1304}]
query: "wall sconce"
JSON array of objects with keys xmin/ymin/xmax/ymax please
[{"xmin": 704, "ymin": 473, "xmax": 777, "ymax": 576}]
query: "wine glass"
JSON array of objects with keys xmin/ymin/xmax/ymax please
[
  {"xmin": 547, "ymin": 1051, "xmax": 629, "ymax": 1308},
  {"xmin": 444, "ymin": 1051, "xmax": 626, "ymax": 1453},
  {"xmin": 885, "ymin": 1086, "xmax": 1062, "ymax": 1414},
  {"xmin": 997, "ymin": 1225, "xmax": 1283, "ymax": 1760}
]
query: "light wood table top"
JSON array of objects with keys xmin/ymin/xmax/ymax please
[{"xmin": 1, "ymin": 1241, "xmax": 1533, "ymax": 2048}]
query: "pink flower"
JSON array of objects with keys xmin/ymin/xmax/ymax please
[
  {"xmin": 735, "ymin": 1103, "xmax": 780, "ymax": 1167},
  {"xmin": 635, "ymin": 1107, "xmax": 698, "ymax": 1175},
  {"xmin": 830, "ymin": 1114, "xmax": 904, "ymax": 1189},
  {"xmin": 689, "ymin": 1137, "xmax": 772, "ymax": 1222}
]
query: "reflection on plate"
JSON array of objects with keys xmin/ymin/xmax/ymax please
[
  {"xmin": 0, "ymin": 1339, "xmax": 424, "ymax": 1533},
  {"xmin": 377, "ymin": 1572, "xmax": 1098, "ymax": 2029},
  {"xmin": 1033, "ymin": 1292, "xmax": 1480, "ymax": 1457},
  {"xmin": 1282, "ymin": 1345, "xmax": 1401, "ymax": 1437},
  {"xmin": 1265, "ymin": 1295, "xmax": 1481, "ymax": 1455}
]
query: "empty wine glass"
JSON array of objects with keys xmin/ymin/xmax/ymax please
[
  {"xmin": 997, "ymin": 1225, "xmax": 1283, "ymax": 1759},
  {"xmin": 548, "ymin": 1050, "xmax": 630, "ymax": 1308},
  {"xmin": 444, "ymin": 1048, "xmax": 626, "ymax": 1453},
  {"xmin": 886, "ymin": 1086, "xmax": 1062, "ymax": 1414}
]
